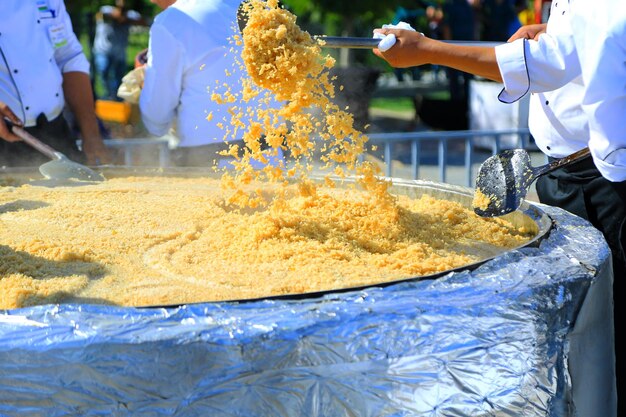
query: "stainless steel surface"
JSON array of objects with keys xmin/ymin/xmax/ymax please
[{"xmin": 474, "ymin": 147, "xmax": 590, "ymax": 217}]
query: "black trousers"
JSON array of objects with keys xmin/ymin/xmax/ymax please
[
  {"xmin": 0, "ymin": 113, "xmax": 83, "ymax": 168},
  {"xmin": 536, "ymin": 155, "xmax": 626, "ymax": 414}
]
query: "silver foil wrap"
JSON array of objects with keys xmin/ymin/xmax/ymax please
[{"xmin": 0, "ymin": 204, "xmax": 615, "ymax": 417}]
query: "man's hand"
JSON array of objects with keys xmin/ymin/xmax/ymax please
[
  {"xmin": 81, "ymin": 136, "xmax": 111, "ymax": 165},
  {"xmin": 371, "ymin": 27, "xmax": 502, "ymax": 83},
  {"xmin": 508, "ymin": 24, "xmax": 548, "ymax": 42},
  {"xmin": 0, "ymin": 102, "xmax": 23, "ymax": 142},
  {"xmin": 372, "ymin": 29, "xmax": 434, "ymax": 68},
  {"xmin": 117, "ymin": 66, "xmax": 145, "ymax": 104}
]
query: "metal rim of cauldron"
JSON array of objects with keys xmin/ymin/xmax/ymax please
[{"xmin": 0, "ymin": 166, "xmax": 553, "ymax": 308}]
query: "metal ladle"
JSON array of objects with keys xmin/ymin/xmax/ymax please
[
  {"xmin": 8, "ymin": 123, "xmax": 105, "ymax": 183},
  {"xmin": 473, "ymin": 147, "xmax": 591, "ymax": 217}
]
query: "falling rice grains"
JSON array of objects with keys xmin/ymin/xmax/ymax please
[{"xmin": 208, "ymin": 0, "xmax": 393, "ymax": 209}]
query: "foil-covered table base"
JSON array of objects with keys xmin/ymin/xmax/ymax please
[{"xmin": 0, "ymin": 204, "xmax": 615, "ymax": 417}]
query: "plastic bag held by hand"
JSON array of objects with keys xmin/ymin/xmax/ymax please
[
  {"xmin": 373, "ymin": 21, "xmax": 416, "ymax": 52},
  {"xmin": 117, "ymin": 66, "xmax": 145, "ymax": 105}
]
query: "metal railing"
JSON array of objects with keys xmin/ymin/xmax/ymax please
[
  {"xmin": 102, "ymin": 128, "xmax": 536, "ymax": 188},
  {"xmin": 103, "ymin": 138, "xmax": 171, "ymax": 167},
  {"xmin": 366, "ymin": 128, "xmax": 534, "ymax": 187}
]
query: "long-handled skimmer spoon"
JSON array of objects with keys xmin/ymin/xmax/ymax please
[
  {"xmin": 7, "ymin": 122, "xmax": 105, "ymax": 182},
  {"xmin": 473, "ymin": 147, "xmax": 591, "ymax": 217}
]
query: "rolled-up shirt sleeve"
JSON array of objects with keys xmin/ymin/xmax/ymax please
[
  {"xmin": 139, "ymin": 23, "xmax": 184, "ymax": 137},
  {"xmin": 495, "ymin": 33, "xmax": 581, "ymax": 104},
  {"xmin": 54, "ymin": 0, "xmax": 90, "ymax": 74},
  {"xmin": 494, "ymin": 39, "xmax": 529, "ymax": 103}
]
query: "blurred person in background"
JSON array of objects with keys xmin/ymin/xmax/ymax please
[
  {"xmin": 0, "ymin": 0, "xmax": 110, "ymax": 167},
  {"xmin": 515, "ymin": 0, "xmax": 534, "ymax": 26},
  {"xmin": 93, "ymin": 0, "xmax": 147, "ymax": 101},
  {"xmin": 479, "ymin": 0, "xmax": 520, "ymax": 41},
  {"xmin": 440, "ymin": 0, "xmax": 479, "ymax": 103},
  {"xmin": 425, "ymin": 3, "xmax": 444, "ymax": 80},
  {"xmin": 138, "ymin": 0, "xmax": 255, "ymax": 167}
]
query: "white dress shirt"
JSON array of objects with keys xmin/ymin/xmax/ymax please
[
  {"xmin": 0, "ymin": 0, "xmax": 90, "ymax": 127},
  {"xmin": 493, "ymin": 0, "xmax": 626, "ymax": 181},
  {"xmin": 139, "ymin": 0, "xmax": 244, "ymax": 147}
]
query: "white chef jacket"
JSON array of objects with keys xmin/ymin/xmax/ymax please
[
  {"xmin": 0, "ymin": 0, "xmax": 90, "ymax": 127},
  {"xmin": 139, "ymin": 0, "xmax": 244, "ymax": 147},
  {"xmin": 495, "ymin": 0, "xmax": 588, "ymax": 159},
  {"xmin": 569, "ymin": 0, "xmax": 626, "ymax": 182},
  {"xmin": 493, "ymin": 0, "xmax": 626, "ymax": 181}
]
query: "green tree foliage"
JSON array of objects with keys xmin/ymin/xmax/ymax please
[{"xmin": 65, "ymin": 0, "xmax": 160, "ymax": 19}]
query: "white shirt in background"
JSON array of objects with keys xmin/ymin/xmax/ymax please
[
  {"xmin": 0, "ymin": 0, "xmax": 90, "ymax": 127},
  {"xmin": 139, "ymin": 0, "xmax": 244, "ymax": 147}
]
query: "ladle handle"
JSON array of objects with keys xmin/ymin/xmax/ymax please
[
  {"xmin": 315, "ymin": 36, "xmax": 502, "ymax": 49},
  {"xmin": 11, "ymin": 126, "xmax": 61, "ymax": 161},
  {"xmin": 536, "ymin": 147, "xmax": 591, "ymax": 176},
  {"xmin": 315, "ymin": 36, "xmax": 382, "ymax": 49}
]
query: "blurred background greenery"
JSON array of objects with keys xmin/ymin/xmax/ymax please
[
  {"xmin": 66, "ymin": 0, "xmax": 440, "ymax": 97},
  {"xmin": 65, "ymin": 0, "xmax": 533, "ymax": 132}
]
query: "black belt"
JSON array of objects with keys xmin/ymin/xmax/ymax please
[{"xmin": 34, "ymin": 112, "xmax": 63, "ymax": 128}]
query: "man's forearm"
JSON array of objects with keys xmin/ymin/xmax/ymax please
[
  {"xmin": 63, "ymin": 72, "xmax": 100, "ymax": 141},
  {"xmin": 432, "ymin": 43, "xmax": 503, "ymax": 82},
  {"xmin": 62, "ymin": 71, "xmax": 110, "ymax": 163},
  {"xmin": 373, "ymin": 30, "xmax": 503, "ymax": 83}
]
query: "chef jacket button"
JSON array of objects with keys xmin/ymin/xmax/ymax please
[
  {"xmin": 25, "ymin": 106, "xmax": 30, "ymax": 111},
  {"xmin": 56, "ymin": 93, "xmax": 59, "ymax": 97},
  {"xmin": 545, "ymin": 100, "xmax": 549, "ymax": 105},
  {"xmin": 13, "ymin": 69, "xmax": 18, "ymax": 74},
  {"xmin": 547, "ymin": 146, "xmax": 551, "ymax": 150}
]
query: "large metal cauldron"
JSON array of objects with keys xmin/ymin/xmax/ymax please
[{"xmin": 0, "ymin": 166, "xmax": 614, "ymax": 417}]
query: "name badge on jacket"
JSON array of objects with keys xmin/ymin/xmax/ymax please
[{"xmin": 48, "ymin": 24, "xmax": 68, "ymax": 49}]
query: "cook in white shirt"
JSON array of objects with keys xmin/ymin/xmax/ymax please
[
  {"xmin": 372, "ymin": 4, "xmax": 626, "ymax": 414},
  {"xmin": 494, "ymin": 1, "xmax": 626, "ymax": 182},
  {"xmin": 372, "ymin": 7, "xmax": 626, "ymax": 181},
  {"xmin": 140, "ymin": 0, "xmax": 263, "ymax": 167},
  {"xmin": 0, "ymin": 0, "xmax": 109, "ymax": 166}
]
